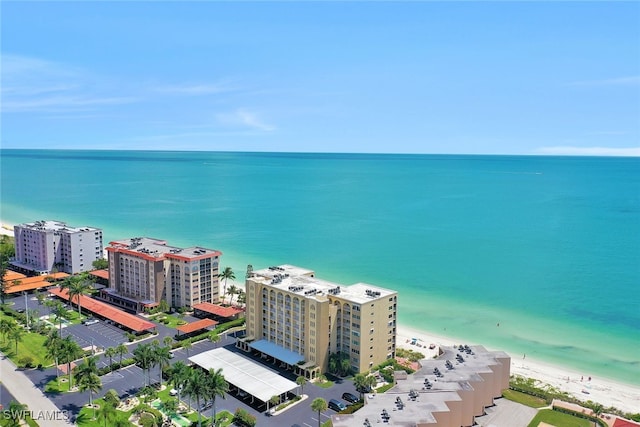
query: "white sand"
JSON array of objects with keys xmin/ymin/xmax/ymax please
[
  {"xmin": 397, "ymin": 325, "xmax": 640, "ymax": 414},
  {"xmin": 3, "ymin": 220, "xmax": 639, "ymax": 413}
]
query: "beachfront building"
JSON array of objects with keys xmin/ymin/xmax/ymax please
[
  {"xmin": 103, "ymin": 237, "xmax": 221, "ymax": 312},
  {"xmin": 239, "ymin": 265, "xmax": 398, "ymax": 379},
  {"xmin": 331, "ymin": 345, "xmax": 511, "ymax": 427},
  {"xmin": 12, "ymin": 220, "xmax": 103, "ymax": 275}
]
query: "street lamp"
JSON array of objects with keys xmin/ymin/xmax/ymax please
[{"xmin": 24, "ymin": 291, "xmax": 29, "ymax": 329}]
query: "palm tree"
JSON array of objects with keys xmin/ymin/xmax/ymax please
[
  {"xmin": 44, "ymin": 330, "xmax": 62, "ymax": 380},
  {"xmin": 209, "ymin": 332, "xmax": 221, "ymax": 347},
  {"xmin": 354, "ymin": 373, "xmax": 376, "ymax": 400},
  {"xmin": 0, "ymin": 317, "xmax": 17, "ymax": 343},
  {"xmin": 51, "ymin": 301, "xmax": 68, "ymax": 337},
  {"xmin": 103, "ymin": 389, "xmax": 120, "ymax": 408},
  {"xmin": 59, "ymin": 335, "xmax": 84, "ymax": 389},
  {"xmin": 96, "ymin": 399, "xmax": 117, "ymax": 427},
  {"xmin": 185, "ymin": 369, "xmax": 209, "ymax": 427},
  {"xmin": 105, "ymin": 347, "xmax": 116, "ymax": 367},
  {"xmin": 8, "ymin": 328, "xmax": 24, "ymax": 356},
  {"xmin": 61, "ymin": 274, "xmax": 94, "ymax": 316},
  {"xmin": 227, "ymin": 284, "xmax": 238, "ymax": 306},
  {"xmin": 206, "ymin": 368, "xmax": 228, "ymax": 425},
  {"xmin": 5, "ymin": 401, "xmax": 28, "ymax": 427},
  {"xmin": 310, "ymin": 397, "xmax": 328, "ymax": 427},
  {"xmin": 115, "ymin": 343, "xmax": 128, "ymax": 367},
  {"xmin": 163, "ymin": 336, "xmax": 173, "ymax": 347},
  {"xmin": 168, "ymin": 361, "xmax": 190, "ymax": 411},
  {"xmin": 217, "ymin": 267, "xmax": 235, "ymax": 305},
  {"xmin": 74, "ymin": 355, "xmax": 100, "ymax": 397},
  {"xmin": 183, "ymin": 340, "xmax": 192, "ymax": 356},
  {"xmin": 153, "ymin": 345, "xmax": 171, "ymax": 388},
  {"xmin": 133, "ymin": 343, "xmax": 155, "ymax": 387},
  {"xmin": 77, "ymin": 373, "xmax": 102, "ymax": 419},
  {"xmin": 340, "ymin": 357, "xmax": 352, "ymax": 377},
  {"xmin": 296, "ymin": 376, "xmax": 307, "ymax": 396}
]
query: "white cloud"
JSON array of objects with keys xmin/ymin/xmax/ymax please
[
  {"xmin": 215, "ymin": 109, "xmax": 276, "ymax": 132},
  {"xmin": 534, "ymin": 146, "xmax": 640, "ymax": 156},
  {"xmin": 154, "ymin": 82, "xmax": 236, "ymax": 95},
  {"xmin": 569, "ymin": 76, "xmax": 640, "ymax": 86},
  {"xmin": 1, "ymin": 53, "xmax": 138, "ymax": 113}
]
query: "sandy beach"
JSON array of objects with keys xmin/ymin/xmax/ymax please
[{"xmin": 2, "ymin": 221, "xmax": 639, "ymax": 414}]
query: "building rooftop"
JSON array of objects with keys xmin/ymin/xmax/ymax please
[
  {"xmin": 16, "ymin": 220, "xmax": 101, "ymax": 233},
  {"xmin": 332, "ymin": 345, "xmax": 510, "ymax": 427},
  {"xmin": 107, "ymin": 237, "xmax": 222, "ymax": 261},
  {"xmin": 251, "ymin": 264, "xmax": 396, "ymax": 303}
]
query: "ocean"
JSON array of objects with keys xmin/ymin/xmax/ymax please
[{"xmin": 1, "ymin": 149, "xmax": 638, "ymax": 385}]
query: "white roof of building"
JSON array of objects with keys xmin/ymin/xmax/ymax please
[
  {"xmin": 252, "ymin": 264, "xmax": 397, "ymax": 304},
  {"xmin": 16, "ymin": 220, "xmax": 101, "ymax": 234},
  {"xmin": 188, "ymin": 348, "xmax": 298, "ymax": 402}
]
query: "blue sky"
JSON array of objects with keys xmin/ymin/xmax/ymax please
[{"xmin": 2, "ymin": 2, "xmax": 639, "ymax": 155}]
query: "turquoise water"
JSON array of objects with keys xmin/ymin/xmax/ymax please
[{"xmin": 1, "ymin": 150, "xmax": 639, "ymax": 385}]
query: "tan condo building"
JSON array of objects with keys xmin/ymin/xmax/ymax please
[
  {"xmin": 13, "ymin": 220, "xmax": 103, "ymax": 275},
  {"xmin": 103, "ymin": 237, "xmax": 221, "ymax": 312},
  {"xmin": 239, "ymin": 265, "xmax": 398, "ymax": 379}
]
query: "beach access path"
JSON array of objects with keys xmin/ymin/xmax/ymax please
[{"xmin": 0, "ymin": 355, "xmax": 73, "ymax": 426}]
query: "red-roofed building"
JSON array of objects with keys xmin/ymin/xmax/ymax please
[
  {"xmin": 614, "ymin": 418, "xmax": 640, "ymax": 427},
  {"xmin": 176, "ymin": 318, "xmax": 217, "ymax": 336},
  {"xmin": 89, "ymin": 269, "xmax": 109, "ymax": 286},
  {"xmin": 105, "ymin": 237, "xmax": 222, "ymax": 312},
  {"xmin": 193, "ymin": 302, "xmax": 245, "ymax": 321},
  {"xmin": 5, "ymin": 272, "xmax": 69, "ymax": 294},
  {"xmin": 49, "ymin": 287, "xmax": 155, "ymax": 333}
]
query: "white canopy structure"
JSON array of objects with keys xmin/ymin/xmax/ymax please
[{"xmin": 189, "ymin": 348, "xmax": 298, "ymax": 402}]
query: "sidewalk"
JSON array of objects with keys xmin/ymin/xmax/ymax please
[{"xmin": 0, "ymin": 354, "xmax": 73, "ymax": 426}]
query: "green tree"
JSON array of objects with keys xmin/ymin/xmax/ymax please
[
  {"xmin": 158, "ymin": 299, "xmax": 170, "ymax": 313},
  {"xmin": 96, "ymin": 398, "xmax": 117, "ymax": 427},
  {"xmin": 168, "ymin": 361, "xmax": 191, "ymax": 411},
  {"xmin": 0, "ymin": 317, "xmax": 18, "ymax": 344},
  {"xmin": 163, "ymin": 335, "xmax": 173, "ymax": 347},
  {"xmin": 103, "ymin": 389, "xmax": 120, "ymax": 408},
  {"xmin": 133, "ymin": 343, "xmax": 155, "ymax": 387},
  {"xmin": 0, "ymin": 241, "xmax": 14, "ymax": 305},
  {"xmin": 50, "ymin": 301, "xmax": 68, "ymax": 337},
  {"xmin": 209, "ymin": 332, "xmax": 221, "ymax": 347},
  {"xmin": 183, "ymin": 339, "xmax": 192, "ymax": 356},
  {"xmin": 92, "ymin": 258, "xmax": 108, "ymax": 270},
  {"xmin": 8, "ymin": 327, "xmax": 24, "ymax": 356},
  {"xmin": 59, "ymin": 335, "xmax": 84, "ymax": 389},
  {"xmin": 44, "ymin": 329, "xmax": 63, "ymax": 380},
  {"xmin": 206, "ymin": 367, "xmax": 228, "ymax": 425},
  {"xmin": 217, "ymin": 267, "xmax": 235, "ymax": 305},
  {"xmin": 61, "ymin": 274, "xmax": 94, "ymax": 316},
  {"xmin": 185, "ymin": 369, "xmax": 209, "ymax": 427},
  {"xmin": 4, "ymin": 401, "xmax": 28, "ymax": 427},
  {"xmin": 74, "ymin": 356, "xmax": 100, "ymax": 390},
  {"xmin": 115, "ymin": 343, "xmax": 128, "ymax": 366},
  {"xmin": 153, "ymin": 345, "xmax": 171, "ymax": 388},
  {"xmin": 310, "ymin": 397, "xmax": 328, "ymax": 427},
  {"xmin": 77, "ymin": 373, "xmax": 102, "ymax": 419},
  {"xmin": 163, "ymin": 398, "xmax": 178, "ymax": 415},
  {"xmin": 105, "ymin": 347, "xmax": 116, "ymax": 367},
  {"xmin": 296, "ymin": 376, "xmax": 307, "ymax": 396},
  {"xmin": 227, "ymin": 284, "xmax": 238, "ymax": 306},
  {"xmin": 236, "ymin": 289, "xmax": 246, "ymax": 306},
  {"xmin": 354, "ymin": 373, "xmax": 377, "ymax": 400}
]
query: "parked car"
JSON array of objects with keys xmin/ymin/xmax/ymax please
[
  {"xmin": 341, "ymin": 392, "xmax": 359, "ymax": 404},
  {"xmin": 82, "ymin": 318, "xmax": 99, "ymax": 325},
  {"xmin": 328, "ymin": 399, "xmax": 347, "ymax": 412}
]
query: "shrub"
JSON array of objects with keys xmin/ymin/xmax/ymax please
[
  {"xmin": 19, "ymin": 356, "xmax": 35, "ymax": 368},
  {"xmin": 233, "ymin": 408, "xmax": 257, "ymax": 427}
]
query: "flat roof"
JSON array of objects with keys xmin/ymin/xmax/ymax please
[
  {"xmin": 48, "ymin": 287, "xmax": 155, "ymax": 332},
  {"xmin": 251, "ymin": 264, "xmax": 397, "ymax": 304},
  {"xmin": 176, "ymin": 318, "xmax": 217, "ymax": 334},
  {"xmin": 189, "ymin": 348, "xmax": 298, "ymax": 402},
  {"xmin": 16, "ymin": 220, "xmax": 101, "ymax": 234},
  {"xmin": 192, "ymin": 302, "xmax": 244, "ymax": 318},
  {"xmin": 6, "ymin": 272, "xmax": 70, "ymax": 294},
  {"xmin": 107, "ymin": 237, "xmax": 221, "ymax": 262},
  {"xmin": 249, "ymin": 339, "xmax": 304, "ymax": 366}
]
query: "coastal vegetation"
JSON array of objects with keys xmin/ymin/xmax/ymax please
[{"xmin": 527, "ymin": 409, "xmax": 595, "ymax": 427}]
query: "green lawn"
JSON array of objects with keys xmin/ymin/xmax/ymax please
[
  {"xmin": 75, "ymin": 399, "xmax": 133, "ymax": 427},
  {"xmin": 45, "ymin": 377, "xmax": 74, "ymax": 394},
  {"xmin": 0, "ymin": 312, "xmax": 52, "ymax": 367},
  {"xmin": 503, "ymin": 389, "xmax": 548, "ymax": 408},
  {"xmin": 527, "ymin": 409, "xmax": 594, "ymax": 427},
  {"xmin": 152, "ymin": 314, "xmax": 187, "ymax": 328}
]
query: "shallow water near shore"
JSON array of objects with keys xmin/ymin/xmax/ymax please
[{"xmin": 2, "ymin": 149, "xmax": 638, "ymax": 385}]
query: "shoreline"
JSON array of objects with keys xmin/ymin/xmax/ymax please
[{"xmin": 2, "ymin": 221, "xmax": 639, "ymax": 413}]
